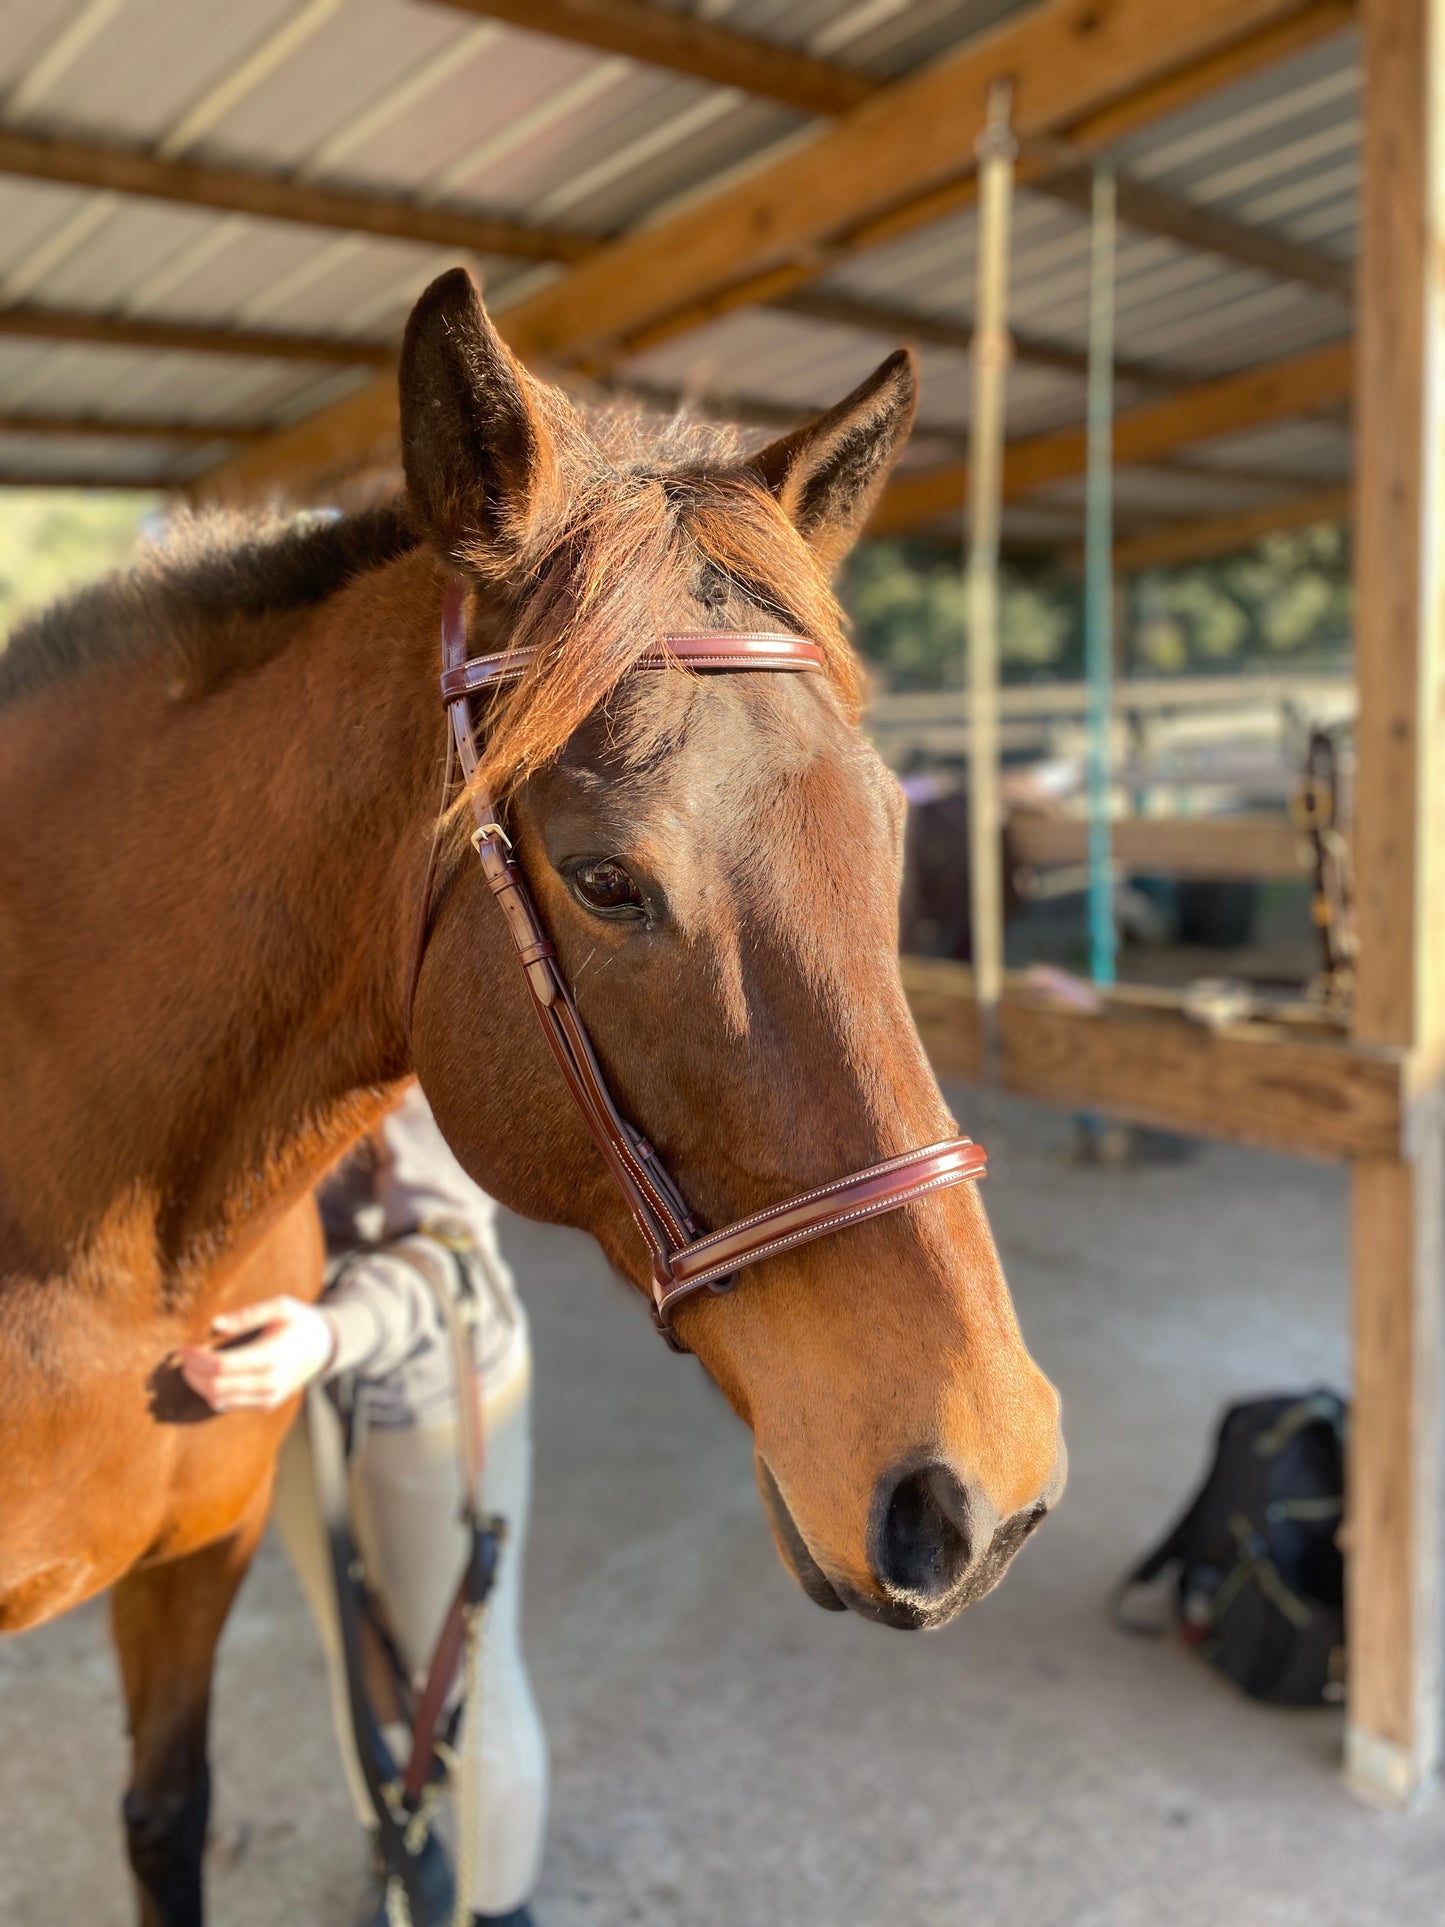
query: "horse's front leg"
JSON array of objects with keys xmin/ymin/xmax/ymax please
[{"xmin": 110, "ymin": 1478, "xmax": 270, "ymax": 1927}]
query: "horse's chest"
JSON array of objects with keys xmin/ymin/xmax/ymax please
[
  {"xmin": 0, "ymin": 1198, "xmax": 320, "ymax": 1632},
  {"xmin": 0, "ymin": 1289, "xmax": 187, "ymax": 1626}
]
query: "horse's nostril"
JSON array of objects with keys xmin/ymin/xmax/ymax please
[{"xmin": 873, "ymin": 1462, "xmax": 976, "ymax": 1601}]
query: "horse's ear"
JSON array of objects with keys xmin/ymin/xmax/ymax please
[
  {"xmin": 749, "ymin": 348, "xmax": 917, "ymax": 569},
  {"xmin": 399, "ymin": 267, "xmax": 556, "ymax": 569}
]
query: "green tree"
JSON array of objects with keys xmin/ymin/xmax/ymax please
[
  {"xmin": 0, "ymin": 490, "xmax": 157, "ymax": 645},
  {"xmin": 1130, "ymin": 523, "xmax": 1351, "ymax": 674},
  {"xmin": 840, "ymin": 522, "xmax": 1353, "ymax": 689},
  {"xmin": 840, "ymin": 540, "xmax": 1081, "ymax": 687}
]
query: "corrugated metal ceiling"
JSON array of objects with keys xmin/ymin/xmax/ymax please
[{"xmin": 0, "ymin": 0, "xmax": 1357, "ymax": 553}]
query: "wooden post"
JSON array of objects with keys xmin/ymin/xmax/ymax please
[
  {"xmin": 965, "ymin": 80, "xmax": 1015, "ymax": 1078},
  {"xmin": 1347, "ymin": 0, "xmax": 1445, "ymax": 1808}
]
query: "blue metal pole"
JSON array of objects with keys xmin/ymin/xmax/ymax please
[{"xmin": 1084, "ymin": 160, "xmax": 1117, "ymax": 987}]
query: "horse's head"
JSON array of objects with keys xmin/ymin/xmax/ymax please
[{"xmin": 405, "ymin": 271, "xmax": 1063, "ymax": 1629}]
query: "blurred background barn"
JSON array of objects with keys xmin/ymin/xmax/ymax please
[{"xmin": 3, "ymin": 0, "xmax": 1444, "ymax": 1919}]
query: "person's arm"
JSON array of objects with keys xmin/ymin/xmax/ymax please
[
  {"xmin": 179, "ymin": 1250, "xmax": 444, "ymax": 1413},
  {"xmin": 178, "ymin": 1296, "xmax": 336, "ymax": 1413}
]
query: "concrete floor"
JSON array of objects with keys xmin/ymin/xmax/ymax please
[{"xmin": 5, "ymin": 1085, "xmax": 1445, "ymax": 1927}]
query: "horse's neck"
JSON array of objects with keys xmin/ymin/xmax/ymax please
[{"xmin": 1, "ymin": 546, "xmax": 447, "ymax": 1283}]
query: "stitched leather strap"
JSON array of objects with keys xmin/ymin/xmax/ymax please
[
  {"xmin": 436, "ymin": 578, "xmax": 986, "ymax": 1351},
  {"xmin": 440, "ymin": 629, "xmax": 827, "ymax": 700}
]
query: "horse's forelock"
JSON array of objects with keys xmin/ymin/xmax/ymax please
[{"xmin": 470, "ymin": 460, "xmax": 858, "ymax": 802}]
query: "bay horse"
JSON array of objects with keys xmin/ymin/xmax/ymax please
[{"xmin": 0, "ymin": 268, "xmax": 1063, "ymax": 1925}]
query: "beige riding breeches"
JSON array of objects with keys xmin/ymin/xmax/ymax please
[{"xmin": 273, "ymin": 1305, "xmax": 547, "ymax": 1917}]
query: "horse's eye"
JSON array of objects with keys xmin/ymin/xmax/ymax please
[{"xmin": 571, "ymin": 858, "xmax": 646, "ymax": 917}]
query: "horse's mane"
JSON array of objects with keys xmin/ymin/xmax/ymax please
[
  {"xmin": 0, "ymin": 400, "xmax": 860, "ymax": 789},
  {"xmin": 0, "ymin": 501, "xmax": 421, "ymax": 708}
]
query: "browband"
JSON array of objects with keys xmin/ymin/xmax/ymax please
[
  {"xmin": 439, "ymin": 630, "xmax": 827, "ymax": 700},
  {"xmin": 432, "ymin": 577, "xmax": 986, "ymax": 1350}
]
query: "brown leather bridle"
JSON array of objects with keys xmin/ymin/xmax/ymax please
[{"xmin": 420, "ymin": 578, "xmax": 987, "ymax": 1351}]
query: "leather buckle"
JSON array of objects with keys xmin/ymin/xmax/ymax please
[{"xmin": 472, "ymin": 821, "xmax": 512, "ymax": 851}]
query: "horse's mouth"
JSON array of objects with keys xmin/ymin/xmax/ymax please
[{"xmin": 756, "ymin": 1460, "xmax": 847, "ymax": 1614}]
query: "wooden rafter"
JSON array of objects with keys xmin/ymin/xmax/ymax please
[
  {"xmin": 868, "ymin": 339, "xmax": 1354, "ymax": 535},
  {"xmin": 1034, "ymin": 161, "xmax": 1354, "ymax": 299},
  {"xmin": 0, "ymin": 127, "xmax": 594, "ymax": 264},
  {"xmin": 564, "ymin": 361, "xmax": 972, "ymax": 452},
  {"xmin": 0, "ymin": 469, "xmax": 170, "ymax": 491},
  {"xmin": 499, "ymin": 0, "xmax": 1332, "ymax": 364},
  {"xmin": 770, "ymin": 286, "xmax": 1181, "ymax": 388},
  {"xmin": 434, "ymin": 0, "xmax": 877, "ymax": 117},
  {"xmin": 1108, "ymin": 483, "xmax": 1352, "ymax": 570},
  {"xmin": 585, "ymin": 0, "xmax": 1356, "ymax": 359},
  {"xmin": 772, "ymin": 287, "xmax": 972, "ymax": 351},
  {"xmin": 0, "ymin": 307, "xmax": 392, "ymax": 365},
  {"xmin": 202, "ymin": 0, "xmax": 1352, "ymax": 501},
  {"xmin": 0, "ymin": 411, "xmax": 266, "ymax": 445},
  {"xmin": 1160, "ymin": 451, "xmax": 1338, "ymax": 493}
]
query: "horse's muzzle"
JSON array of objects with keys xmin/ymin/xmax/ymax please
[
  {"xmin": 863, "ymin": 1447, "xmax": 1067, "ymax": 1628},
  {"xmin": 758, "ymin": 1445, "xmax": 1065, "ymax": 1630}
]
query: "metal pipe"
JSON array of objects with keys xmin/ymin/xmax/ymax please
[{"xmin": 1084, "ymin": 159, "xmax": 1118, "ymax": 987}]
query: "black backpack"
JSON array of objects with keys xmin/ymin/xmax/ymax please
[{"xmin": 1117, "ymin": 1390, "xmax": 1347, "ymax": 1706}]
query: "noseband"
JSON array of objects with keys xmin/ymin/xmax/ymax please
[{"xmin": 426, "ymin": 579, "xmax": 987, "ymax": 1350}]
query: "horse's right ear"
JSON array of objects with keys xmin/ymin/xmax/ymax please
[{"xmin": 399, "ymin": 268, "xmax": 556, "ymax": 570}]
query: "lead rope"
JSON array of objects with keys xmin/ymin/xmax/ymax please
[
  {"xmin": 434, "ymin": 1233, "xmax": 499, "ymax": 1927},
  {"xmin": 346, "ymin": 1234, "xmax": 500, "ymax": 1927},
  {"xmin": 451, "ymin": 1588, "xmax": 490, "ymax": 1927},
  {"xmin": 384, "ymin": 1588, "xmax": 491, "ymax": 1927}
]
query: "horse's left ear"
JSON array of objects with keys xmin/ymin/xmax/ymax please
[
  {"xmin": 399, "ymin": 266, "xmax": 558, "ymax": 573},
  {"xmin": 749, "ymin": 349, "xmax": 917, "ymax": 569}
]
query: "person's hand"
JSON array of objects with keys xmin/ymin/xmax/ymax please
[{"xmin": 179, "ymin": 1296, "xmax": 336, "ymax": 1413}]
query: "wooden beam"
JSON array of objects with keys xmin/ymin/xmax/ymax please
[
  {"xmin": 869, "ymin": 339, "xmax": 1354, "ymax": 534},
  {"xmin": 773, "ymin": 286, "xmax": 972, "ymax": 350},
  {"xmin": 1346, "ymin": 0, "xmax": 1445, "ymax": 1809},
  {"xmin": 1351, "ymin": 1150, "xmax": 1443, "ymax": 1800},
  {"xmin": 0, "ymin": 306, "xmax": 393, "ymax": 366},
  {"xmin": 203, "ymin": 0, "xmax": 1343, "ymax": 500},
  {"xmin": 1008, "ymin": 810, "xmax": 1308, "ymax": 880},
  {"xmin": 1159, "ymin": 451, "xmax": 1339, "ymax": 493},
  {"xmin": 573, "ymin": 366, "xmax": 964, "ymax": 451},
  {"xmin": 500, "ymin": 0, "xmax": 1327, "ymax": 365},
  {"xmin": 1036, "ymin": 161, "xmax": 1354, "ymax": 299},
  {"xmin": 1015, "ymin": 339, "xmax": 1353, "ymax": 489},
  {"xmin": 0, "ymin": 411, "xmax": 266, "ymax": 445},
  {"xmin": 772, "ymin": 286, "xmax": 1180, "ymax": 388},
  {"xmin": 902, "ymin": 958, "xmax": 1408, "ymax": 1163},
  {"xmin": 1055, "ymin": 0, "xmax": 1354, "ymax": 150},
  {"xmin": 435, "ymin": 0, "xmax": 877, "ymax": 117},
  {"xmin": 0, "ymin": 126, "xmax": 593, "ymax": 264},
  {"xmin": 577, "ymin": 372, "xmax": 808, "ymax": 433},
  {"xmin": 0, "ymin": 470, "xmax": 167, "ymax": 491},
  {"xmin": 583, "ymin": 0, "xmax": 1358, "ymax": 359},
  {"xmin": 1110, "ymin": 484, "xmax": 1352, "ymax": 570}
]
